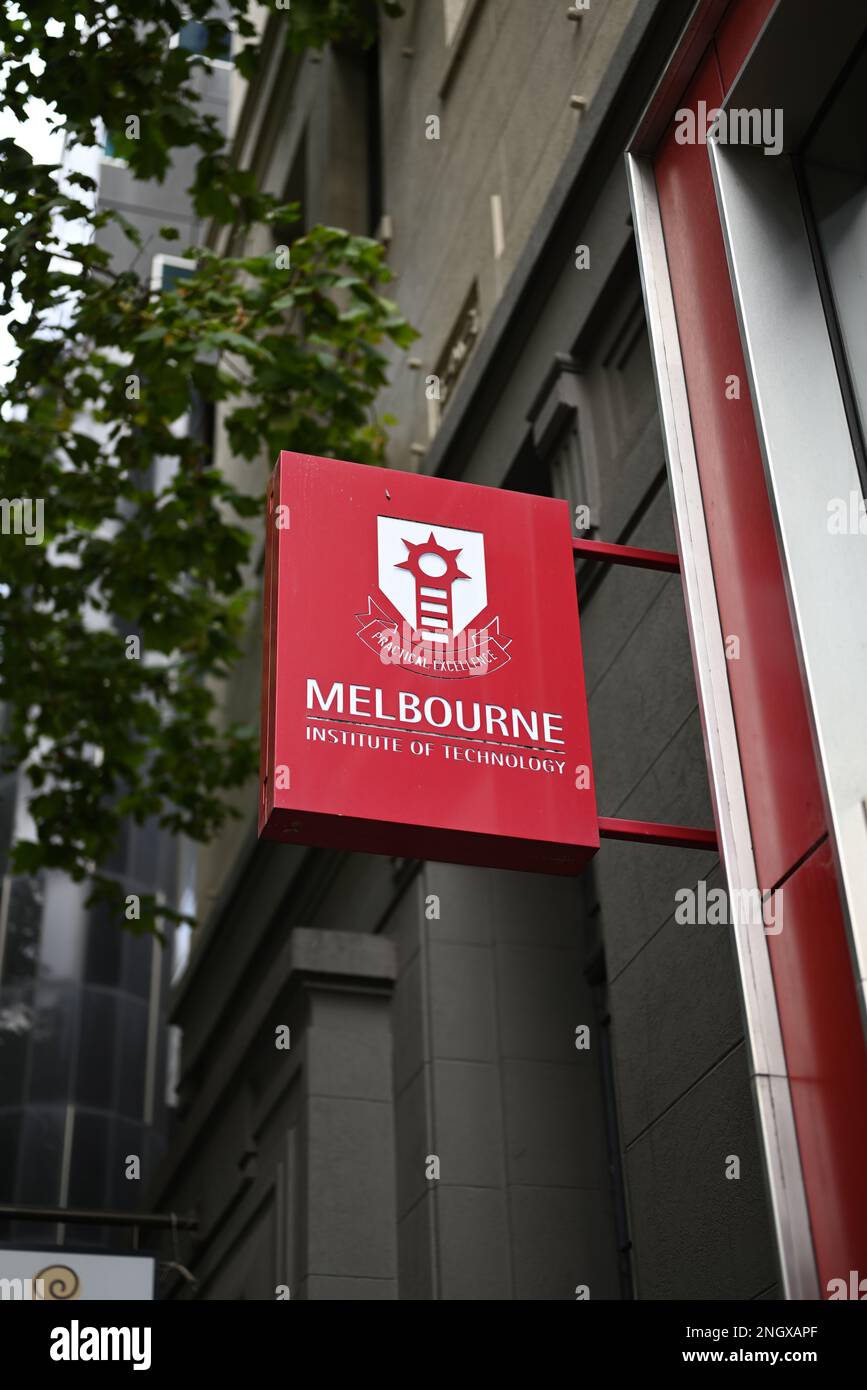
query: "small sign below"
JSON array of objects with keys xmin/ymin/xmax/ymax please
[{"xmin": 0, "ymin": 1249, "xmax": 155, "ymax": 1300}]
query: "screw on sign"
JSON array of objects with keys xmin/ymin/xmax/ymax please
[{"xmin": 259, "ymin": 452, "xmax": 599, "ymax": 873}]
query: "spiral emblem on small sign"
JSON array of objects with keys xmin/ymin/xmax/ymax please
[{"xmin": 33, "ymin": 1265, "xmax": 80, "ymax": 1300}]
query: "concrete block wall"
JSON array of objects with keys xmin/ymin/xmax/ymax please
[
  {"xmin": 572, "ymin": 282, "xmax": 778, "ymax": 1299},
  {"xmin": 152, "ymin": 929, "xmax": 398, "ymax": 1300},
  {"xmin": 376, "ymin": 0, "xmax": 641, "ymax": 467},
  {"xmin": 383, "ymin": 866, "xmax": 620, "ymax": 1300}
]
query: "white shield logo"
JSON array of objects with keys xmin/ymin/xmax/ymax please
[{"xmin": 377, "ymin": 517, "xmax": 487, "ymax": 642}]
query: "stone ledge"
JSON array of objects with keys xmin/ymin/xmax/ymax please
[{"xmin": 288, "ymin": 927, "xmax": 397, "ymax": 987}]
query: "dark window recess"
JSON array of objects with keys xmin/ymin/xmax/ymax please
[
  {"xmin": 116, "ymin": 1001, "xmax": 147, "ymax": 1120},
  {"xmin": 85, "ymin": 900, "xmax": 124, "ymax": 989},
  {"xmin": 112, "ymin": 619, "xmax": 148, "ymax": 676},
  {"xmin": 431, "ymin": 283, "xmax": 481, "ymax": 432},
  {"xmin": 3, "ymin": 874, "xmax": 43, "ymax": 983},
  {"xmin": 67, "ymin": 1109, "xmax": 110, "ymax": 1210},
  {"xmin": 0, "ymin": 1109, "xmax": 18, "ymax": 1201},
  {"xmin": 130, "ymin": 817, "xmax": 162, "ymax": 888},
  {"xmin": 329, "ymin": 44, "xmax": 378, "ymax": 234},
  {"xmin": 29, "ymin": 984, "xmax": 76, "ymax": 1104},
  {"xmin": 0, "ymin": 987, "xmax": 30, "ymax": 1108},
  {"xmin": 111, "ymin": 1120, "xmax": 145, "ymax": 1209},
  {"xmin": 101, "ymin": 816, "xmax": 130, "ymax": 877},
  {"xmin": 122, "ymin": 931, "xmax": 153, "ymax": 1002},
  {"xmin": 274, "ymin": 128, "xmax": 307, "ymax": 245},
  {"xmin": 103, "ymin": 130, "xmax": 124, "ymax": 161},
  {"xmin": 0, "ymin": 774, "xmax": 17, "ymax": 878},
  {"xmin": 502, "ymin": 435, "xmax": 552, "ymax": 499},
  {"xmin": 177, "ymin": 20, "xmax": 232, "ymax": 61},
  {"xmin": 159, "ymin": 260, "xmax": 195, "ymax": 293},
  {"xmin": 18, "ymin": 1107, "xmax": 64, "ymax": 1204},
  {"xmin": 9, "ymin": 1218, "xmax": 57, "ymax": 1246},
  {"xmin": 366, "ymin": 40, "xmax": 384, "ymax": 236},
  {"xmin": 75, "ymin": 989, "xmax": 118, "ymax": 1110},
  {"xmin": 142, "ymin": 1125, "xmax": 167, "ymax": 1190},
  {"xmin": 527, "ymin": 354, "xmax": 600, "ymax": 530},
  {"xmin": 189, "ymin": 389, "xmax": 215, "ymax": 456}
]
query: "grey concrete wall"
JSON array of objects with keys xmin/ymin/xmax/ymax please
[
  {"xmin": 384, "ymin": 865, "xmax": 620, "ymax": 1300},
  {"xmin": 377, "ymin": 0, "xmax": 641, "ymax": 469},
  {"xmin": 153, "ymin": 928, "xmax": 398, "ymax": 1300}
]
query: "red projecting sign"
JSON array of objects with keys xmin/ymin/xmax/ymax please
[{"xmin": 259, "ymin": 452, "xmax": 598, "ymax": 873}]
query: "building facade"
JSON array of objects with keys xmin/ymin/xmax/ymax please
[{"xmin": 150, "ymin": 0, "xmax": 867, "ymax": 1300}]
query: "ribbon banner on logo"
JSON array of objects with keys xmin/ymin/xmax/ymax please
[{"xmin": 355, "ymin": 598, "xmax": 512, "ymax": 679}]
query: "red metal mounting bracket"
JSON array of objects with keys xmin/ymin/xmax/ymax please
[
  {"xmin": 572, "ymin": 537, "xmax": 681, "ymax": 573},
  {"xmin": 576, "ymin": 537, "xmax": 716, "ymax": 853},
  {"xmin": 598, "ymin": 817, "xmax": 718, "ymax": 852}
]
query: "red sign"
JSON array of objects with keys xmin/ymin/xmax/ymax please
[{"xmin": 259, "ymin": 452, "xmax": 598, "ymax": 873}]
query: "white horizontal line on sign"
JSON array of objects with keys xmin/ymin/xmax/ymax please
[
  {"xmin": 420, "ymin": 586, "xmax": 447, "ymax": 598},
  {"xmin": 420, "ymin": 617, "xmax": 449, "ymax": 629},
  {"xmin": 420, "ymin": 601, "xmax": 448, "ymax": 613}
]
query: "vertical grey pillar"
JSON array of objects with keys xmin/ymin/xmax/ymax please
[
  {"xmin": 387, "ymin": 866, "xmax": 621, "ymax": 1300},
  {"xmin": 288, "ymin": 929, "xmax": 398, "ymax": 1299}
]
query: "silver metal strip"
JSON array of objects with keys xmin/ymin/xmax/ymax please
[
  {"xmin": 143, "ymin": 896, "xmax": 165, "ymax": 1128},
  {"xmin": 626, "ymin": 152, "xmax": 818, "ymax": 1300},
  {"xmin": 0, "ymin": 872, "xmax": 12, "ymax": 980},
  {"xmin": 710, "ymin": 139, "xmax": 867, "ymax": 1027},
  {"xmin": 57, "ymin": 1102, "xmax": 76, "ymax": 1247}
]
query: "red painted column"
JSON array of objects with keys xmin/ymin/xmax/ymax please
[{"xmin": 651, "ymin": 0, "xmax": 867, "ymax": 1292}]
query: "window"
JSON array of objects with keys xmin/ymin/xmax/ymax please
[
  {"xmin": 150, "ymin": 254, "xmax": 195, "ymax": 294},
  {"xmin": 428, "ymin": 283, "xmax": 480, "ymax": 438},
  {"xmin": 175, "ymin": 18, "xmax": 233, "ymax": 62},
  {"xmin": 527, "ymin": 355, "xmax": 600, "ymax": 531},
  {"xmin": 366, "ymin": 41, "xmax": 384, "ymax": 237},
  {"xmin": 273, "ymin": 127, "xmax": 308, "ymax": 243},
  {"xmin": 101, "ymin": 129, "xmax": 126, "ymax": 164}
]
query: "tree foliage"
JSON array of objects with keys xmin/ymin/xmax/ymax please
[{"xmin": 0, "ymin": 1, "xmax": 412, "ymax": 931}]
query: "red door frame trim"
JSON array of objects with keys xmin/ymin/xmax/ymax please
[{"xmin": 628, "ymin": 0, "xmax": 867, "ymax": 1296}]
